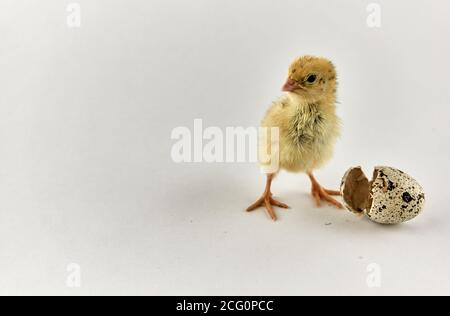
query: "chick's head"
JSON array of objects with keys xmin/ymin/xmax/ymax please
[{"xmin": 282, "ymin": 55, "xmax": 337, "ymax": 102}]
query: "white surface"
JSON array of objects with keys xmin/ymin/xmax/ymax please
[{"xmin": 0, "ymin": 0, "xmax": 449, "ymax": 295}]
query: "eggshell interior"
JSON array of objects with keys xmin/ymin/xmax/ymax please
[{"xmin": 341, "ymin": 167, "xmax": 372, "ymax": 214}]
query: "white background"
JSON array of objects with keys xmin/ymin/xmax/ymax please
[{"xmin": 0, "ymin": 0, "xmax": 449, "ymax": 295}]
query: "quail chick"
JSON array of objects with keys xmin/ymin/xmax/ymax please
[{"xmin": 247, "ymin": 55, "xmax": 343, "ymax": 221}]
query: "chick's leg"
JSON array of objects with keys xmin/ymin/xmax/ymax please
[
  {"xmin": 246, "ymin": 174, "xmax": 289, "ymax": 221},
  {"xmin": 308, "ymin": 172, "xmax": 343, "ymax": 209}
]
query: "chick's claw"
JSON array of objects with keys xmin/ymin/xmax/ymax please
[
  {"xmin": 246, "ymin": 194, "xmax": 289, "ymax": 221},
  {"xmin": 311, "ymin": 185, "xmax": 344, "ymax": 209},
  {"xmin": 308, "ymin": 172, "xmax": 343, "ymax": 209},
  {"xmin": 323, "ymin": 189, "xmax": 341, "ymax": 196},
  {"xmin": 270, "ymin": 197, "xmax": 289, "ymax": 209}
]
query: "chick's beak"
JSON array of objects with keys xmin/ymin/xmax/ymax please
[{"xmin": 282, "ymin": 78, "xmax": 298, "ymax": 92}]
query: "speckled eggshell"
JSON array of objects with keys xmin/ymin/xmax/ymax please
[{"xmin": 367, "ymin": 166, "xmax": 425, "ymax": 224}]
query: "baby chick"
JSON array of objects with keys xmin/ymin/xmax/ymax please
[{"xmin": 247, "ymin": 55, "xmax": 343, "ymax": 221}]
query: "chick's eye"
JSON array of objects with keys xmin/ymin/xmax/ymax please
[{"xmin": 306, "ymin": 74, "xmax": 317, "ymax": 83}]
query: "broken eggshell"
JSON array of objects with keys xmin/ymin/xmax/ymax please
[{"xmin": 340, "ymin": 166, "xmax": 425, "ymax": 224}]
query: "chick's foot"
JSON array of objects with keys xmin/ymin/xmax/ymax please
[
  {"xmin": 246, "ymin": 174, "xmax": 289, "ymax": 221},
  {"xmin": 246, "ymin": 193, "xmax": 289, "ymax": 221},
  {"xmin": 308, "ymin": 173, "xmax": 343, "ymax": 209}
]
